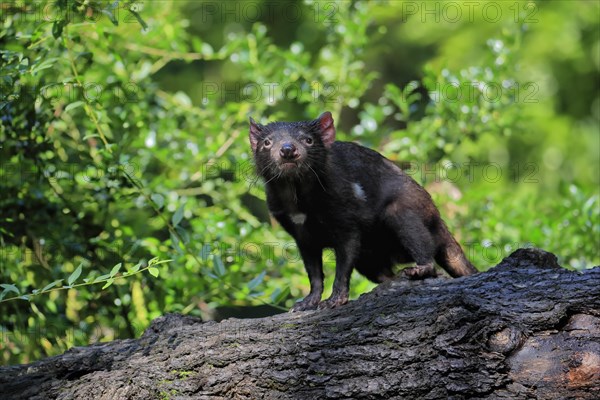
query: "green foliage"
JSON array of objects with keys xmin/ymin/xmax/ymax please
[
  {"xmin": 0, "ymin": 258, "xmax": 169, "ymax": 302},
  {"xmin": 1, "ymin": 0, "xmax": 598, "ymax": 365}
]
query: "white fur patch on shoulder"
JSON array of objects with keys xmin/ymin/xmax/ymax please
[
  {"xmin": 290, "ymin": 213, "xmax": 307, "ymax": 225},
  {"xmin": 352, "ymin": 182, "xmax": 367, "ymax": 201}
]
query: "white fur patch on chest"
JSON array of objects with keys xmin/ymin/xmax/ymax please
[
  {"xmin": 352, "ymin": 182, "xmax": 367, "ymax": 201},
  {"xmin": 290, "ymin": 213, "xmax": 307, "ymax": 225}
]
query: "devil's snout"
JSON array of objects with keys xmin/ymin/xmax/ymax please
[{"xmin": 279, "ymin": 143, "xmax": 299, "ymax": 160}]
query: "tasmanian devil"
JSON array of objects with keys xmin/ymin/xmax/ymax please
[{"xmin": 249, "ymin": 111, "xmax": 477, "ymax": 311}]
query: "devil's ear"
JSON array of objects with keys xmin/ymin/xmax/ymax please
[
  {"xmin": 316, "ymin": 111, "xmax": 335, "ymax": 147},
  {"xmin": 249, "ymin": 117, "xmax": 263, "ymax": 152}
]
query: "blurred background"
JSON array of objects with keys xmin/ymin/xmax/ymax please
[{"xmin": 1, "ymin": 0, "xmax": 598, "ymax": 364}]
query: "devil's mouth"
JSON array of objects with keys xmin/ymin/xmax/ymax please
[{"xmin": 279, "ymin": 162, "xmax": 298, "ymax": 169}]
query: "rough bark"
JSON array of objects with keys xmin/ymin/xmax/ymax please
[{"xmin": 1, "ymin": 248, "xmax": 599, "ymax": 399}]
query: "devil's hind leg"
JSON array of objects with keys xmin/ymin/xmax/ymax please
[{"xmin": 383, "ymin": 207, "xmax": 437, "ymax": 279}]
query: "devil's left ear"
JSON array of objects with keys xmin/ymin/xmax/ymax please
[
  {"xmin": 316, "ymin": 111, "xmax": 335, "ymax": 147},
  {"xmin": 249, "ymin": 117, "xmax": 263, "ymax": 152}
]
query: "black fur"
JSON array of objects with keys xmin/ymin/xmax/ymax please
[{"xmin": 250, "ymin": 112, "xmax": 477, "ymax": 311}]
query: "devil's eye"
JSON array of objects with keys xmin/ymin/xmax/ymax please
[
  {"xmin": 263, "ymin": 139, "xmax": 272, "ymax": 148},
  {"xmin": 304, "ymin": 137, "xmax": 313, "ymax": 145}
]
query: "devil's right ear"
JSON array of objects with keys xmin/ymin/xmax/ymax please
[
  {"xmin": 316, "ymin": 111, "xmax": 335, "ymax": 147},
  {"xmin": 249, "ymin": 117, "xmax": 263, "ymax": 152}
]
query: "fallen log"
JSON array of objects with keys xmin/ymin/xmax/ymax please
[{"xmin": 1, "ymin": 248, "xmax": 599, "ymax": 399}]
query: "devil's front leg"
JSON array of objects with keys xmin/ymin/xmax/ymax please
[
  {"xmin": 290, "ymin": 242, "xmax": 324, "ymax": 312},
  {"xmin": 318, "ymin": 232, "xmax": 360, "ymax": 310}
]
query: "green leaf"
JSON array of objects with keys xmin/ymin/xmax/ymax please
[
  {"xmin": 201, "ymin": 243, "xmax": 212, "ymax": 262},
  {"xmin": 82, "ymin": 133, "xmax": 100, "ymax": 140},
  {"xmin": 151, "ymin": 193, "xmax": 164, "ymax": 209},
  {"xmin": 94, "ymin": 274, "xmax": 112, "ymax": 282},
  {"xmin": 173, "ymin": 91, "xmax": 192, "ymax": 107},
  {"xmin": 175, "ymin": 225, "xmax": 189, "ymax": 244},
  {"xmin": 65, "ymin": 101, "xmax": 85, "ymax": 113},
  {"xmin": 52, "ymin": 19, "xmax": 66, "ymax": 39},
  {"xmin": 148, "ymin": 267, "xmax": 159, "ymax": 278},
  {"xmin": 31, "ymin": 58, "xmax": 59, "ymax": 74},
  {"xmin": 129, "ymin": 263, "xmax": 142, "ymax": 274},
  {"xmin": 148, "ymin": 257, "xmax": 160, "ymax": 266},
  {"xmin": 270, "ymin": 286, "xmax": 291, "ymax": 304},
  {"xmin": 68, "ymin": 264, "xmax": 83, "ymax": 286},
  {"xmin": 102, "ymin": 10, "xmax": 119, "ymax": 26},
  {"xmin": 170, "ymin": 231, "xmax": 182, "ymax": 254},
  {"xmin": 213, "ymin": 255, "xmax": 226, "ymax": 277},
  {"xmin": 269, "ymin": 287, "xmax": 281, "ymax": 302},
  {"xmin": 110, "ymin": 263, "xmax": 122, "ymax": 278},
  {"xmin": 172, "ymin": 204, "xmax": 184, "ymax": 226},
  {"xmin": 247, "ymin": 271, "xmax": 266, "ymax": 291},
  {"xmin": 101, "ymin": 2, "xmax": 120, "ymax": 27},
  {"xmin": 128, "ymin": 7, "xmax": 148, "ymax": 30},
  {"xmin": 0, "ymin": 284, "xmax": 20, "ymax": 295},
  {"xmin": 102, "ymin": 278, "xmax": 115, "ymax": 289},
  {"xmin": 41, "ymin": 280, "xmax": 63, "ymax": 293}
]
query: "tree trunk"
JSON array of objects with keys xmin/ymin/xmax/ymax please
[{"xmin": 1, "ymin": 248, "xmax": 599, "ymax": 399}]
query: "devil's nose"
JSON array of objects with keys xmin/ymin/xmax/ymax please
[{"xmin": 280, "ymin": 143, "xmax": 297, "ymax": 159}]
